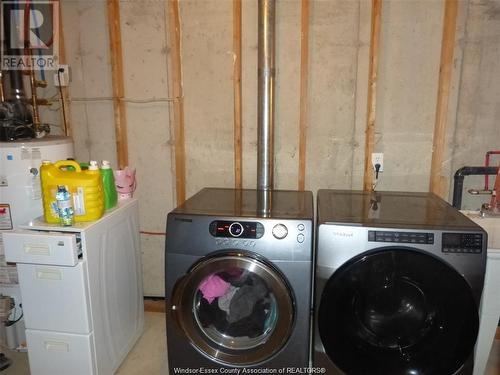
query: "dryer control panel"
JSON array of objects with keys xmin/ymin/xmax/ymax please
[
  {"xmin": 209, "ymin": 221, "xmax": 265, "ymax": 239},
  {"xmin": 442, "ymin": 232, "xmax": 483, "ymax": 254}
]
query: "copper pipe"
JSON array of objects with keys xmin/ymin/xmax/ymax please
[
  {"xmin": 485, "ymin": 151, "xmax": 500, "ymax": 190},
  {"xmin": 29, "ymin": 67, "xmax": 41, "ymax": 133},
  {"xmin": 489, "ymin": 163, "xmax": 500, "ymax": 213}
]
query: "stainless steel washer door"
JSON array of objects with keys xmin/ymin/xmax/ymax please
[{"xmin": 171, "ymin": 251, "xmax": 295, "ymax": 366}]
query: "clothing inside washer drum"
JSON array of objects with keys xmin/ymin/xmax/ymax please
[{"xmin": 196, "ymin": 269, "xmax": 278, "ymax": 346}]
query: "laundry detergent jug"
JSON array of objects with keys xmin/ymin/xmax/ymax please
[{"xmin": 40, "ymin": 160, "xmax": 105, "ymax": 223}]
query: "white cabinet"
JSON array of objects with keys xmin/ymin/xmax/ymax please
[
  {"xmin": 462, "ymin": 212, "xmax": 500, "ymax": 375},
  {"xmin": 3, "ymin": 199, "xmax": 144, "ymax": 375},
  {"xmin": 474, "ymin": 249, "xmax": 500, "ymax": 375},
  {"xmin": 26, "ymin": 330, "xmax": 97, "ymax": 375},
  {"xmin": 3, "ymin": 231, "xmax": 80, "ymax": 266},
  {"xmin": 17, "ymin": 262, "xmax": 91, "ymax": 333}
]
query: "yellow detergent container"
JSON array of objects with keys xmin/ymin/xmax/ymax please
[{"xmin": 40, "ymin": 160, "xmax": 105, "ymax": 223}]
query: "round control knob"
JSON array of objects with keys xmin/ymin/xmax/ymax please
[
  {"xmin": 229, "ymin": 222, "xmax": 244, "ymax": 237},
  {"xmin": 272, "ymin": 224, "xmax": 288, "ymax": 239}
]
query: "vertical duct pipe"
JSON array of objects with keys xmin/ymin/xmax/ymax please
[
  {"xmin": 2, "ymin": 2, "xmax": 26, "ymax": 102},
  {"xmin": 257, "ymin": 0, "xmax": 275, "ymax": 216},
  {"xmin": 257, "ymin": 0, "xmax": 275, "ymax": 191}
]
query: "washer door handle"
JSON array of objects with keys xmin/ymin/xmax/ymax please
[{"xmin": 170, "ymin": 275, "xmax": 188, "ymax": 328}]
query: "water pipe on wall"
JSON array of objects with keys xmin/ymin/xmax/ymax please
[
  {"xmin": 452, "ymin": 166, "xmax": 499, "ymax": 209},
  {"xmin": 486, "ymin": 164, "xmax": 500, "ymax": 214},
  {"xmin": 484, "ymin": 151, "xmax": 500, "ymax": 191}
]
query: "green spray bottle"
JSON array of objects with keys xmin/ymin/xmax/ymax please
[{"xmin": 100, "ymin": 160, "xmax": 118, "ymax": 210}]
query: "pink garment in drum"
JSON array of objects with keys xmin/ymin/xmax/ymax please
[{"xmin": 199, "ymin": 274, "xmax": 230, "ymax": 303}]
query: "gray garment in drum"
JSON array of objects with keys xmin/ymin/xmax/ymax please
[
  {"xmin": 218, "ymin": 286, "xmax": 239, "ymax": 313},
  {"xmin": 227, "ymin": 275, "xmax": 268, "ymax": 323}
]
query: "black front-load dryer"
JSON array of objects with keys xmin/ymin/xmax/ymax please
[{"xmin": 314, "ymin": 190, "xmax": 487, "ymax": 375}]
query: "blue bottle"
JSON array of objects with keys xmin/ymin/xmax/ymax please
[{"xmin": 55, "ymin": 185, "xmax": 74, "ymax": 226}]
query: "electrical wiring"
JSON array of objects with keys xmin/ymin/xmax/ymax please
[
  {"xmin": 47, "ymin": 96, "xmax": 180, "ymax": 106},
  {"xmin": 372, "ymin": 163, "xmax": 381, "ymax": 192},
  {"xmin": 57, "ymin": 69, "xmax": 68, "ymax": 134},
  {"xmin": 7, "ymin": 311, "xmax": 23, "ymax": 326},
  {"xmin": 140, "ymin": 231, "xmax": 166, "ymax": 236},
  {"xmin": 69, "ymin": 96, "xmax": 179, "ymax": 104},
  {"xmin": 5, "ymin": 303, "xmax": 23, "ymax": 326}
]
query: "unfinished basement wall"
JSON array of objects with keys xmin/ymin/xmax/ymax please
[
  {"xmin": 450, "ymin": 0, "xmax": 500, "ymax": 210},
  {"xmin": 181, "ymin": 0, "xmax": 235, "ymax": 197},
  {"xmin": 61, "ymin": 0, "xmax": 498, "ymax": 297},
  {"xmin": 120, "ymin": 1, "xmax": 174, "ymax": 295},
  {"xmin": 61, "ymin": 1, "xmax": 117, "ymax": 165},
  {"xmin": 61, "ymin": 0, "xmax": 174, "ymax": 296}
]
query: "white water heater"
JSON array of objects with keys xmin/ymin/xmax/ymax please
[
  {"xmin": 0, "ymin": 136, "xmax": 73, "ymax": 288},
  {"xmin": 0, "ymin": 136, "xmax": 74, "ymax": 230}
]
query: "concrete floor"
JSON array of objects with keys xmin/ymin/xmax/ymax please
[
  {"xmin": 1, "ymin": 312, "xmax": 499, "ymax": 374},
  {"xmin": 1, "ymin": 312, "xmax": 167, "ymax": 375}
]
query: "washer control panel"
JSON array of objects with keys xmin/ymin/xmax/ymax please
[
  {"xmin": 209, "ymin": 221, "xmax": 265, "ymax": 239},
  {"xmin": 368, "ymin": 230, "xmax": 434, "ymax": 244},
  {"xmin": 442, "ymin": 232, "xmax": 483, "ymax": 254}
]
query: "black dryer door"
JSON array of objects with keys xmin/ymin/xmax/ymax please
[
  {"xmin": 171, "ymin": 251, "xmax": 294, "ymax": 366},
  {"xmin": 318, "ymin": 248, "xmax": 479, "ymax": 375}
]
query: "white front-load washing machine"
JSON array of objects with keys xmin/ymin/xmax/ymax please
[
  {"xmin": 314, "ymin": 190, "xmax": 487, "ymax": 375},
  {"xmin": 165, "ymin": 188, "xmax": 313, "ymax": 371}
]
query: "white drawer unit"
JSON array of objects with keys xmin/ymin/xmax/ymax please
[
  {"xmin": 3, "ymin": 199, "xmax": 144, "ymax": 375},
  {"xmin": 3, "ymin": 231, "xmax": 80, "ymax": 266},
  {"xmin": 17, "ymin": 262, "xmax": 91, "ymax": 333},
  {"xmin": 26, "ymin": 330, "xmax": 96, "ymax": 375}
]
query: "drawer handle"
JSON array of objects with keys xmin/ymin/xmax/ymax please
[
  {"xmin": 44, "ymin": 341, "xmax": 69, "ymax": 352},
  {"xmin": 36, "ymin": 269, "xmax": 62, "ymax": 280},
  {"xmin": 24, "ymin": 244, "xmax": 50, "ymax": 256}
]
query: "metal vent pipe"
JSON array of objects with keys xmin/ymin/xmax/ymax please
[
  {"xmin": 257, "ymin": 0, "xmax": 275, "ymax": 192},
  {"xmin": 2, "ymin": 5, "xmax": 26, "ymax": 102}
]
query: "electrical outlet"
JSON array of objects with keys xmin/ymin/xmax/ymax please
[
  {"xmin": 53, "ymin": 65, "xmax": 70, "ymax": 86},
  {"xmin": 372, "ymin": 152, "xmax": 384, "ymax": 172}
]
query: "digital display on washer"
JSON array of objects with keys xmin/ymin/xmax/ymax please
[
  {"xmin": 442, "ymin": 232, "xmax": 483, "ymax": 254},
  {"xmin": 209, "ymin": 221, "xmax": 264, "ymax": 239}
]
